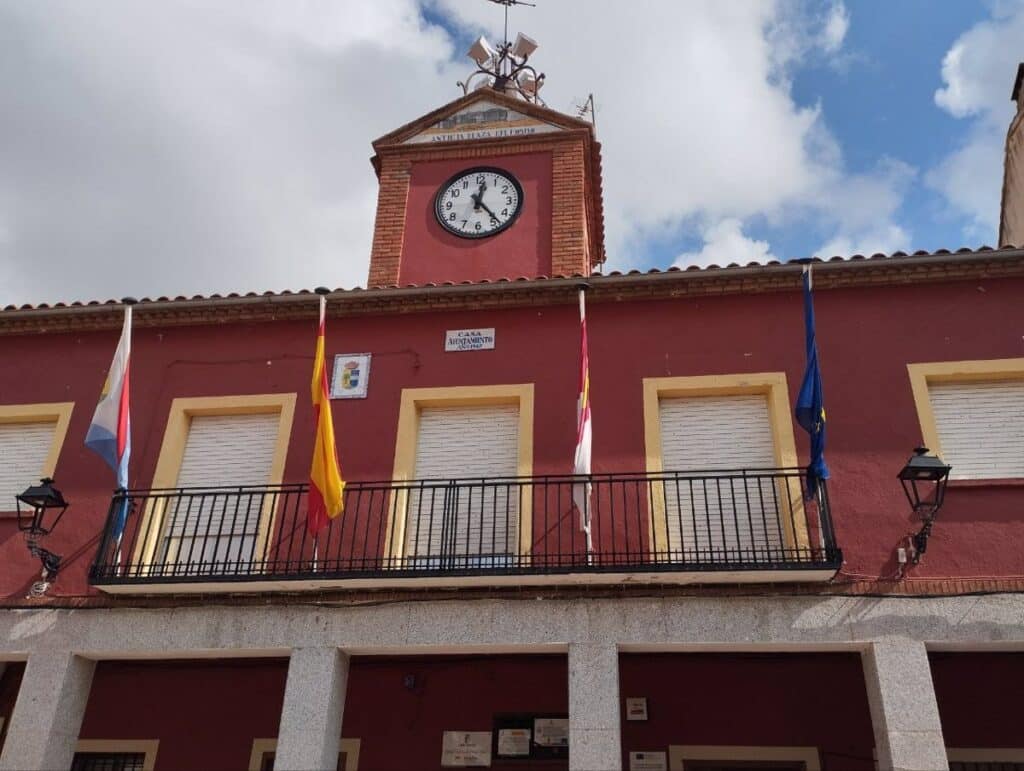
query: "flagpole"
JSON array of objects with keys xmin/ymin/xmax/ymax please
[
  {"xmin": 580, "ymin": 286, "xmax": 592, "ymax": 561},
  {"xmin": 113, "ymin": 297, "xmax": 136, "ymax": 574},
  {"xmin": 803, "ymin": 266, "xmax": 826, "ymax": 551},
  {"xmin": 572, "ymin": 283, "xmax": 594, "ymax": 562}
]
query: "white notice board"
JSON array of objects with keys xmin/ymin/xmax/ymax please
[{"xmin": 441, "ymin": 731, "xmax": 492, "ymax": 767}]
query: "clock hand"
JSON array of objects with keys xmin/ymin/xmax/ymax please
[
  {"xmin": 477, "ymin": 199, "xmax": 499, "ymax": 221},
  {"xmin": 471, "ymin": 181, "xmax": 487, "ymax": 210}
]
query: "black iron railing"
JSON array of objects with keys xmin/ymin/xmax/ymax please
[{"xmin": 89, "ymin": 469, "xmax": 841, "ymax": 586}]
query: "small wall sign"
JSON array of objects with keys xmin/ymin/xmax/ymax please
[
  {"xmin": 493, "ymin": 713, "xmax": 567, "ymax": 761},
  {"xmin": 441, "ymin": 731, "xmax": 492, "ymax": 767},
  {"xmin": 625, "ymin": 697, "xmax": 648, "ymax": 721},
  {"xmin": 445, "ymin": 328, "xmax": 495, "ymax": 352},
  {"xmin": 330, "ymin": 353, "xmax": 371, "ymax": 399},
  {"xmin": 496, "ymin": 728, "xmax": 530, "ymax": 757},
  {"xmin": 532, "ymin": 717, "xmax": 568, "ymax": 748}
]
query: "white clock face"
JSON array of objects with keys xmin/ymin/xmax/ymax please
[{"xmin": 435, "ymin": 167, "xmax": 523, "ymax": 239}]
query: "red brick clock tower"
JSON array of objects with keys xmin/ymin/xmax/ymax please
[{"xmin": 367, "ymin": 88, "xmax": 605, "ymax": 288}]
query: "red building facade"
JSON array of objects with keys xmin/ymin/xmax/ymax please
[{"xmin": 1, "ymin": 83, "xmax": 1024, "ymax": 771}]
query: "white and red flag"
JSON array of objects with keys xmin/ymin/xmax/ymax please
[
  {"xmin": 572, "ymin": 288, "xmax": 593, "ymax": 553},
  {"xmin": 85, "ymin": 304, "xmax": 132, "ymax": 539}
]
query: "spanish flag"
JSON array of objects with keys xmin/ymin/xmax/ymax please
[{"xmin": 308, "ymin": 295, "xmax": 345, "ymax": 536}]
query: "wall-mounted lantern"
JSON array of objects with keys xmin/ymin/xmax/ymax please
[
  {"xmin": 15, "ymin": 477, "xmax": 69, "ymax": 587},
  {"xmin": 897, "ymin": 447, "xmax": 951, "ymax": 563}
]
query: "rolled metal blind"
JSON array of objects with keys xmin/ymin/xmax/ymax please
[
  {"xmin": 162, "ymin": 412, "xmax": 279, "ymax": 565},
  {"xmin": 0, "ymin": 421, "xmax": 56, "ymax": 507},
  {"xmin": 406, "ymin": 404, "xmax": 519, "ymax": 564},
  {"xmin": 658, "ymin": 394, "xmax": 781, "ymax": 556},
  {"xmin": 929, "ymin": 380, "xmax": 1024, "ymax": 480}
]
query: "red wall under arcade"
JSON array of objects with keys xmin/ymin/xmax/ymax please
[
  {"xmin": 619, "ymin": 652, "xmax": 877, "ymax": 770},
  {"xmin": 77, "ymin": 655, "xmax": 568, "ymax": 771},
  {"xmin": 930, "ymin": 652, "xmax": 1024, "ymax": 748},
  {"xmin": 1, "ymin": 276, "xmax": 1023, "ymax": 598}
]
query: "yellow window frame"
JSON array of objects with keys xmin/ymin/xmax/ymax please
[
  {"xmin": 907, "ymin": 357, "xmax": 1024, "ymax": 467},
  {"xmin": 641, "ymin": 373, "xmax": 809, "ymax": 555},
  {"xmin": 668, "ymin": 744, "xmax": 820, "ymax": 770},
  {"xmin": 383, "ymin": 384, "xmax": 535, "ymax": 564},
  {"xmin": 248, "ymin": 737, "xmax": 360, "ymax": 771},
  {"xmin": 134, "ymin": 393, "xmax": 296, "ymax": 569},
  {"xmin": 74, "ymin": 739, "xmax": 159, "ymax": 771},
  {"xmin": 0, "ymin": 402, "xmax": 75, "ymax": 507}
]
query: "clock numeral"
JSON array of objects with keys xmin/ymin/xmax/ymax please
[
  {"xmin": 476, "ymin": 174, "xmax": 486, "ymax": 184},
  {"xmin": 445, "ymin": 201, "xmax": 452, "ymax": 210},
  {"xmin": 475, "ymin": 222, "xmax": 482, "ymax": 231},
  {"xmin": 449, "ymin": 213, "xmax": 456, "ymax": 221},
  {"xmin": 451, "ymin": 188, "xmax": 460, "ymax": 198},
  {"xmin": 506, "ymin": 196, "xmax": 513, "ymax": 205},
  {"xmin": 501, "ymin": 208, "xmax": 508, "ymax": 216},
  {"xmin": 461, "ymin": 220, "xmax": 468, "ymax": 228},
  {"xmin": 462, "ymin": 180, "xmax": 469, "ymax": 189},
  {"xmin": 501, "ymin": 185, "xmax": 508, "ymax": 194}
]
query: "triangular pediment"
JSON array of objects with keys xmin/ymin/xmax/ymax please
[
  {"xmin": 373, "ymin": 89, "xmax": 592, "ymax": 149},
  {"xmin": 404, "ymin": 98, "xmax": 563, "ymax": 144}
]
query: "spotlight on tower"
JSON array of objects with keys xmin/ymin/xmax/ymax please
[
  {"xmin": 511, "ymin": 32, "xmax": 538, "ymax": 59},
  {"xmin": 467, "ymin": 35, "xmax": 497, "ymax": 67},
  {"xmin": 516, "ymin": 70, "xmax": 543, "ymax": 97}
]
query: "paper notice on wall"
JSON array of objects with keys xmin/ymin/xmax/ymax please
[
  {"xmin": 441, "ymin": 731, "xmax": 492, "ymax": 767},
  {"xmin": 496, "ymin": 728, "xmax": 531, "ymax": 757},
  {"xmin": 533, "ymin": 717, "xmax": 568, "ymax": 748},
  {"xmin": 625, "ymin": 697, "xmax": 648, "ymax": 721},
  {"xmin": 629, "ymin": 751, "xmax": 667, "ymax": 771}
]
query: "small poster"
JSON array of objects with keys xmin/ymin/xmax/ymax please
[
  {"xmin": 441, "ymin": 731, "xmax": 492, "ymax": 767},
  {"xmin": 330, "ymin": 353, "xmax": 371, "ymax": 399},
  {"xmin": 625, "ymin": 697, "xmax": 648, "ymax": 721},
  {"xmin": 496, "ymin": 728, "xmax": 531, "ymax": 757},
  {"xmin": 629, "ymin": 751, "xmax": 667, "ymax": 771},
  {"xmin": 533, "ymin": 717, "xmax": 568, "ymax": 748},
  {"xmin": 445, "ymin": 328, "xmax": 496, "ymax": 352}
]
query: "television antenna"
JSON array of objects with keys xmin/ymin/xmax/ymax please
[
  {"xmin": 575, "ymin": 93, "xmax": 597, "ymax": 127},
  {"xmin": 488, "ymin": 0, "xmax": 537, "ymax": 52}
]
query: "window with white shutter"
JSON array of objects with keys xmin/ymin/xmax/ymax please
[
  {"xmin": 404, "ymin": 403, "xmax": 520, "ymax": 568},
  {"xmin": 0, "ymin": 403, "xmax": 73, "ymax": 513},
  {"xmin": 0, "ymin": 421, "xmax": 58, "ymax": 509},
  {"xmin": 658, "ymin": 393, "xmax": 785, "ymax": 559},
  {"xmin": 928, "ymin": 380, "xmax": 1024, "ymax": 480},
  {"xmin": 160, "ymin": 413, "xmax": 280, "ymax": 567}
]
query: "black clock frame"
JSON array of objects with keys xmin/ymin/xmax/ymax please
[{"xmin": 433, "ymin": 166, "xmax": 525, "ymax": 239}]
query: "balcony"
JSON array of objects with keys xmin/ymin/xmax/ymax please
[{"xmin": 89, "ymin": 469, "xmax": 842, "ymax": 593}]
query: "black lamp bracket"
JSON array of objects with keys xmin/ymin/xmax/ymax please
[{"xmin": 25, "ymin": 536, "xmax": 61, "ymax": 582}]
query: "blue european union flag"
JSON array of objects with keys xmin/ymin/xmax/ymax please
[{"xmin": 795, "ymin": 266, "xmax": 829, "ymax": 499}]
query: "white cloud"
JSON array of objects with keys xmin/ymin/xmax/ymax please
[
  {"xmin": 674, "ymin": 219, "xmax": 777, "ymax": 268},
  {"xmin": 0, "ymin": 0, "xmax": 461, "ymax": 304},
  {"xmin": 929, "ymin": 1, "xmax": 1024, "ymax": 239},
  {"xmin": 436, "ymin": 0, "xmax": 879, "ymax": 268},
  {"xmin": 820, "ymin": 2, "xmax": 850, "ymax": 54},
  {"xmin": 814, "ymin": 157, "xmax": 915, "ymax": 256},
  {"xmin": 0, "ymin": 0, "xmax": 907, "ymax": 305}
]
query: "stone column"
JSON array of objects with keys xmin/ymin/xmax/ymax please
[
  {"xmin": 569, "ymin": 641, "xmax": 622, "ymax": 771},
  {"xmin": 863, "ymin": 640, "xmax": 949, "ymax": 771},
  {"xmin": 0, "ymin": 651, "xmax": 95, "ymax": 771},
  {"xmin": 275, "ymin": 647, "xmax": 349, "ymax": 771}
]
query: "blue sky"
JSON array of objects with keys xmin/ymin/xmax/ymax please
[
  {"xmin": 781, "ymin": 0, "xmax": 994, "ymax": 257},
  {"xmin": 0, "ymin": 0, "xmax": 1021, "ymax": 303}
]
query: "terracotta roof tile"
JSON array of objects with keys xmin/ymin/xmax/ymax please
[{"xmin": 3, "ymin": 244, "xmax": 1024, "ymax": 313}]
